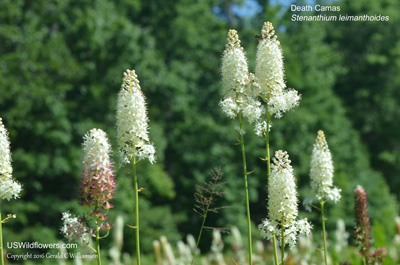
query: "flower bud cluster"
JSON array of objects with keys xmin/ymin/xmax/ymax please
[
  {"xmin": 116, "ymin": 70, "xmax": 156, "ymax": 164},
  {"xmin": 259, "ymin": 151, "xmax": 311, "ymax": 248},
  {"xmin": 310, "ymin": 130, "xmax": 341, "ymax": 202},
  {"xmin": 354, "ymin": 186, "xmax": 387, "ymax": 264},
  {"xmin": 0, "ymin": 118, "xmax": 22, "ymax": 201}
]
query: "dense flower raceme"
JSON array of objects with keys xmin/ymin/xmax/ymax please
[
  {"xmin": 116, "ymin": 69, "xmax": 156, "ymax": 164},
  {"xmin": 0, "ymin": 118, "xmax": 22, "ymax": 201},
  {"xmin": 80, "ymin": 129, "xmax": 116, "ymax": 212},
  {"xmin": 255, "ymin": 22, "xmax": 300, "ymax": 119},
  {"xmin": 259, "ymin": 151, "xmax": 311, "ymax": 248},
  {"xmin": 219, "ymin": 30, "xmax": 264, "ymax": 126},
  {"xmin": 309, "ymin": 130, "xmax": 341, "ymax": 205}
]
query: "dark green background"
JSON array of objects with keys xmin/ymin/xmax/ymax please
[{"xmin": 0, "ymin": 0, "xmax": 398, "ymax": 262}]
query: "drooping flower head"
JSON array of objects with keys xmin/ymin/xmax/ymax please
[
  {"xmin": 61, "ymin": 212, "xmax": 92, "ymax": 244},
  {"xmin": 80, "ymin": 128, "xmax": 116, "ymax": 211},
  {"xmin": 220, "ymin": 30, "xmax": 263, "ymax": 126},
  {"xmin": 259, "ymin": 151, "xmax": 311, "ymax": 248},
  {"xmin": 254, "ymin": 22, "xmax": 300, "ymax": 119},
  {"xmin": 0, "ymin": 118, "xmax": 22, "ymax": 201},
  {"xmin": 310, "ymin": 130, "xmax": 341, "ymax": 202},
  {"xmin": 116, "ymin": 69, "xmax": 156, "ymax": 164}
]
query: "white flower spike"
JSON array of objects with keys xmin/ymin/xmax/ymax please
[
  {"xmin": 255, "ymin": 22, "xmax": 300, "ymax": 119},
  {"xmin": 116, "ymin": 70, "xmax": 156, "ymax": 164},
  {"xmin": 310, "ymin": 130, "xmax": 341, "ymax": 203},
  {"xmin": 0, "ymin": 118, "xmax": 21, "ymax": 201},
  {"xmin": 259, "ymin": 150, "xmax": 311, "ymax": 248}
]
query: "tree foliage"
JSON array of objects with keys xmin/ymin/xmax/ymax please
[{"xmin": 0, "ymin": 0, "xmax": 398, "ymax": 260}]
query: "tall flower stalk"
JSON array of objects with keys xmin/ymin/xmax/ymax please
[
  {"xmin": 354, "ymin": 186, "xmax": 387, "ymax": 265},
  {"xmin": 61, "ymin": 128, "xmax": 116, "ymax": 265},
  {"xmin": 254, "ymin": 22, "xmax": 301, "ymax": 265},
  {"xmin": 0, "ymin": 118, "xmax": 22, "ymax": 265},
  {"xmin": 116, "ymin": 69, "xmax": 156, "ymax": 265},
  {"xmin": 220, "ymin": 29, "xmax": 263, "ymax": 264},
  {"xmin": 304, "ymin": 130, "xmax": 341, "ymax": 265},
  {"xmin": 259, "ymin": 151, "xmax": 311, "ymax": 265}
]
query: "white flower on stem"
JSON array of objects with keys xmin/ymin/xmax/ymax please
[
  {"xmin": 221, "ymin": 29, "xmax": 250, "ymax": 98},
  {"xmin": 310, "ymin": 130, "xmax": 341, "ymax": 203},
  {"xmin": 255, "ymin": 22, "xmax": 300, "ymax": 119},
  {"xmin": 60, "ymin": 212, "xmax": 91, "ymax": 244},
  {"xmin": 0, "ymin": 118, "xmax": 22, "ymax": 200},
  {"xmin": 220, "ymin": 30, "xmax": 263, "ymax": 129},
  {"xmin": 116, "ymin": 70, "xmax": 156, "ymax": 164},
  {"xmin": 255, "ymin": 22, "xmax": 285, "ymax": 97},
  {"xmin": 268, "ymin": 150, "xmax": 298, "ymax": 227},
  {"xmin": 82, "ymin": 129, "xmax": 112, "ymax": 172},
  {"xmin": 259, "ymin": 150, "xmax": 312, "ymax": 248}
]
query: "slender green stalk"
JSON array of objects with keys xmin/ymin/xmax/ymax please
[
  {"xmin": 0, "ymin": 203, "xmax": 4, "ymax": 265},
  {"xmin": 95, "ymin": 221, "xmax": 101, "ymax": 265},
  {"xmin": 191, "ymin": 211, "xmax": 208, "ymax": 265},
  {"xmin": 281, "ymin": 221, "xmax": 285, "ymax": 265},
  {"xmin": 133, "ymin": 158, "xmax": 141, "ymax": 265},
  {"xmin": 272, "ymin": 235, "xmax": 279, "ymax": 265},
  {"xmin": 321, "ymin": 202, "xmax": 328, "ymax": 265},
  {"xmin": 238, "ymin": 113, "xmax": 252, "ymax": 264}
]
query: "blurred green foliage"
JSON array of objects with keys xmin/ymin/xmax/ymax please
[{"xmin": 0, "ymin": 0, "xmax": 398, "ymax": 263}]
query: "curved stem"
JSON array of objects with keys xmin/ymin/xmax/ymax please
[
  {"xmin": 133, "ymin": 158, "xmax": 141, "ymax": 265},
  {"xmin": 321, "ymin": 202, "xmax": 328, "ymax": 265},
  {"xmin": 95, "ymin": 221, "xmax": 101, "ymax": 265},
  {"xmin": 0, "ymin": 203, "xmax": 4, "ymax": 265},
  {"xmin": 238, "ymin": 112, "xmax": 252, "ymax": 265}
]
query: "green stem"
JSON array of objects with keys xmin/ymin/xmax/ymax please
[
  {"xmin": 95, "ymin": 221, "xmax": 101, "ymax": 265},
  {"xmin": 0, "ymin": 203, "xmax": 4, "ymax": 265},
  {"xmin": 133, "ymin": 158, "xmax": 141, "ymax": 265},
  {"xmin": 238, "ymin": 113, "xmax": 252, "ymax": 265},
  {"xmin": 321, "ymin": 202, "xmax": 328, "ymax": 265},
  {"xmin": 281, "ymin": 224, "xmax": 285, "ymax": 265},
  {"xmin": 272, "ymin": 235, "xmax": 279, "ymax": 265},
  {"xmin": 265, "ymin": 119, "xmax": 270, "ymax": 181},
  {"xmin": 191, "ymin": 211, "xmax": 208, "ymax": 265}
]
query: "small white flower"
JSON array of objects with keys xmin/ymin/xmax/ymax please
[
  {"xmin": 310, "ymin": 130, "xmax": 341, "ymax": 202},
  {"xmin": 0, "ymin": 178, "xmax": 22, "ymax": 201},
  {"xmin": 60, "ymin": 212, "xmax": 91, "ymax": 244},
  {"xmin": 116, "ymin": 70, "xmax": 156, "ymax": 164},
  {"xmin": 268, "ymin": 89, "xmax": 300, "ymax": 119}
]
